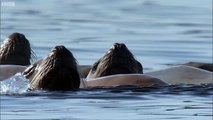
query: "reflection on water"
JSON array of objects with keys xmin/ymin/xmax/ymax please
[
  {"xmin": 1, "ymin": 84, "xmax": 213, "ymax": 120},
  {"xmin": 0, "ymin": 0, "xmax": 212, "ymax": 120}
]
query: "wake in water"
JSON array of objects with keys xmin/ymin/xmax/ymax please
[{"xmin": 0, "ymin": 73, "xmax": 29, "ymax": 94}]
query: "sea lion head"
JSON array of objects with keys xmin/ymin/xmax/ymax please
[
  {"xmin": 87, "ymin": 43, "xmax": 143, "ymax": 78},
  {"xmin": 0, "ymin": 33, "xmax": 32, "ymax": 65},
  {"xmin": 23, "ymin": 45, "xmax": 80, "ymax": 91}
]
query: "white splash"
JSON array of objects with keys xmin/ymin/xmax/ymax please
[{"xmin": 0, "ymin": 73, "xmax": 29, "ymax": 94}]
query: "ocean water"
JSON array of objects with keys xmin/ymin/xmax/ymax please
[{"xmin": 0, "ymin": 0, "xmax": 212, "ymax": 120}]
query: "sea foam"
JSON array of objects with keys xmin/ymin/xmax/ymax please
[{"xmin": 0, "ymin": 73, "xmax": 29, "ymax": 94}]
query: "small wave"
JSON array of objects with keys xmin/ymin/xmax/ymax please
[{"xmin": 0, "ymin": 73, "xmax": 29, "ymax": 94}]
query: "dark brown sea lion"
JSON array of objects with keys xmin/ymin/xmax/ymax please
[
  {"xmin": 23, "ymin": 45, "xmax": 80, "ymax": 91},
  {"xmin": 183, "ymin": 62, "xmax": 213, "ymax": 72},
  {"xmin": 87, "ymin": 43, "xmax": 143, "ymax": 78},
  {"xmin": 0, "ymin": 33, "xmax": 34, "ymax": 65}
]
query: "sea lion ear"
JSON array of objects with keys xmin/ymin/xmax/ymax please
[{"xmin": 137, "ymin": 61, "xmax": 143, "ymax": 74}]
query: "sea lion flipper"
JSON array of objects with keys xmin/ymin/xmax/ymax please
[
  {"xmin": 23, "ymin": 64, "xmax": 36, "ymax": 79},
  {"xmin": 23, "ymin": 59, "xmax": 42, "ymax": 79}
]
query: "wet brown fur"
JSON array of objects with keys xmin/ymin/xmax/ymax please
[
  {"xmin": 0, "ymin": 33, "xmax": 34, "ymax": 65},
  {"xmin": 87, "ymin": 43, "xmax": 143, "ymax": 78},
  {"xmin": 23, "ymin": 46, "xmax": 80, "ymax": 91}
]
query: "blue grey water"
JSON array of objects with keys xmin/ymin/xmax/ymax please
[{"xmin": 0, "ymin": 0, "xmax": 212, "ymax": 120}]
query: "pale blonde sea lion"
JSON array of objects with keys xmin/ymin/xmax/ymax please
[
  {"xmin": 146, "ymin": 65, "xmax": 213, "ymax": 84},
  {"xmin": 0, "ymin": 65, "xmax": 26, "ymax": 81},
  {"xmin": 84, "ymin": 66, "xmax": 212, "ymax": 87},
  {"xmin": 84, "ymin": 74, "xmax": 167, "ymax": 87}
]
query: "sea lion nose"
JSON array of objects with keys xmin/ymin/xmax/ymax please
[
  {"xmin": 53, "ymin": 45, "xmax": 66, "ymax": 51},
  {"xmin": 113, "ymin": 43, "xmax": 125, "ymax": 49},
  {"xmin": 113, "ymin": 43, "xmax": 121, "ymax": 48},
  {"xmin": 114, "ymin": 43, "xmax": 120, "ymax": 46}
]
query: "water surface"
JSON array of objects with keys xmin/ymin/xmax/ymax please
[{"xmin": 0, "ymin": 0, "xmax": 212, "ymax": 120}]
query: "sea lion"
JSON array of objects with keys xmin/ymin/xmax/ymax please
[
  {"xmin": 0, "ymin": 65, "xmax": 27, "ymax": 81},
  {"xmin": 87, "ymin": 43, "xmax": 143, "ymax": 78},
  {"xmin": 85, "ymin": 74, "xmax": 167, "ymax": 87},
  {"xmin": 146, "ymin": 65, "xmax": 213, "ymax": 84},
  {"xmin": 0, "ymin": 33, "xmax": 34, "ymax": 65},
  {"xmin": 23, "ymin": 45, "xmax": 80, "ymax": 91},
  {"xmin": 183, "ymin": 62, "xmax": 213, "ymax": 72}
]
